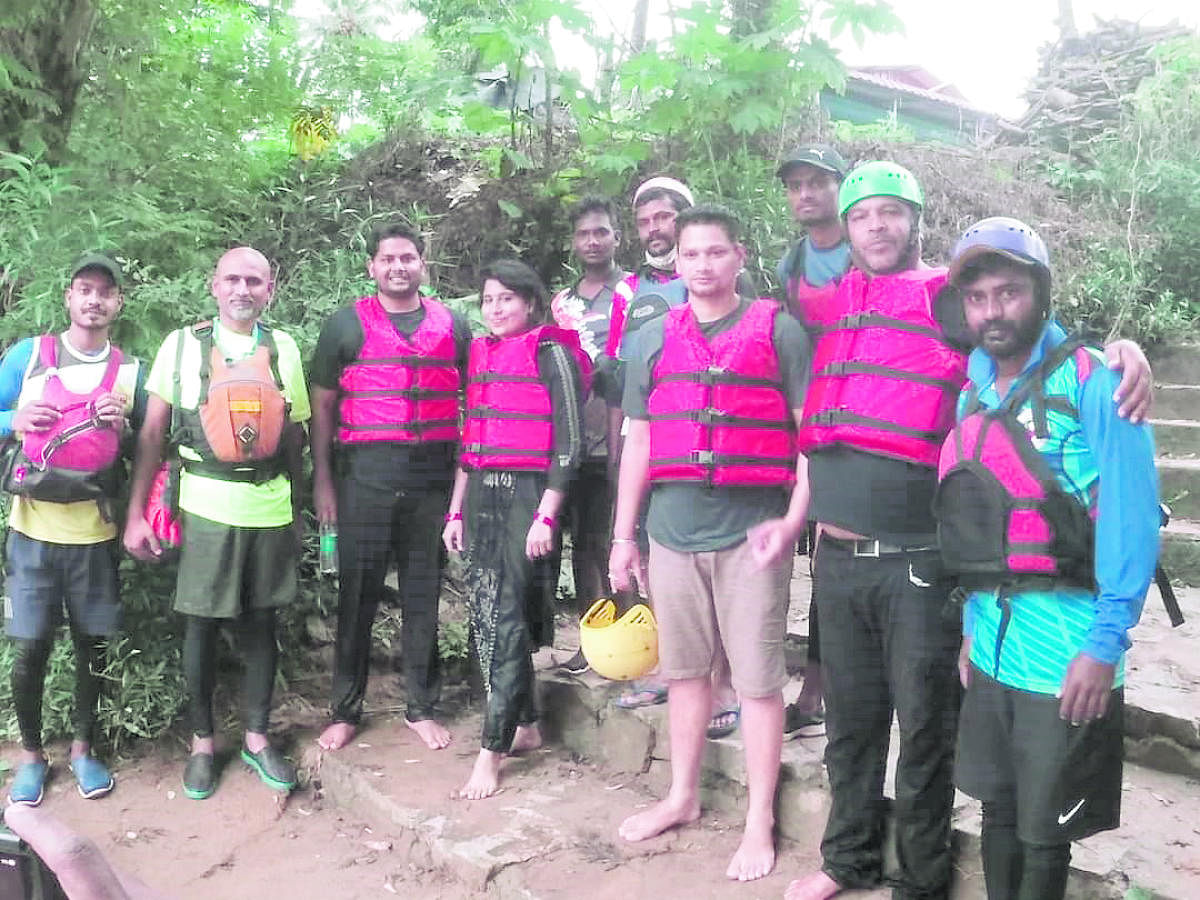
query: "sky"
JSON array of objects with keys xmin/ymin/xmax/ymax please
[
  {"xmin": 295, "ymin": 0, "xmax": 1199, "ymax": 121},
  {"xmin": 834, "ymin": 0, "xmax": 1200, "ymax": 118}
]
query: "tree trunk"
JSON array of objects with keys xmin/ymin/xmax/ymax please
[
  {"xmin": 1057, "ymin": 0, "xmax": 1078, "ymax": 40},
  {"xmin": 630, "ymin": 0, "xmax": 649, "ymax": 53},
  {"xmin": 731, "ymin": 0, "xmax": 772, "ymax": 38},
  {"xmin": 0, "ymin": 0, "xmax": 98, "ymax": 161}
]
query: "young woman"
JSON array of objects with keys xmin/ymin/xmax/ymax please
[{"xmin": 442, "ymin": 259, "xmax": 589, "ymax": 799}]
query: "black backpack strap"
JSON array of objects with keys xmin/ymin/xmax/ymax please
[
  {"xmin": 1155, "ymin": 565, "xmax": 1185, "ymax": 627},
  {"xmin": 257, "ymin": 323, "xmax": 284, "ymax": 387},
  {"xmin": 192, "ymin": 320, "xmax": 215, "ymax": 401}
]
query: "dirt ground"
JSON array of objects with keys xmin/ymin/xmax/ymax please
[{"xmin": 0, "ymin": 686, "xmax": 876, "ymax": 900}]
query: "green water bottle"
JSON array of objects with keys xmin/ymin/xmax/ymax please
[{"xmin": 319, "ymin": 522, "xmax": 338, "ymax": 575}]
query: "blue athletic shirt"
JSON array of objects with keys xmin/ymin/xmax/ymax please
[
  {"xmin": 774, "ymin": 236, "xmax": 852, "ymax": 290},
  {"xmin": 960, "ymin": 322, "xmax": 1159, "ymax": 694}
]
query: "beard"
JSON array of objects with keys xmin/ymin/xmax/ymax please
[{"xmin": 974, "ymin": 311, "xmax": 1043, "ymax": 360}]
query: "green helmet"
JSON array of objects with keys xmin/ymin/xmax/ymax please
[{"xmin": 837, "ymin": 161, "xmax": 924, "ymax": 218}]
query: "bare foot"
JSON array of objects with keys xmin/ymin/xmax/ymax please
[
  {"xmin": 784, "ymin": 870, "xmax": 842, "ymax": 900},
  {"xmin": 406, "ymin": 717, "xmax": 452, "ymax": 750},
  {"xmin": 726, "ymin": 814, "xmax": 775, "ymax": 881},
  {"xmin": 508, "ymin": 724, "xmax": 542, "ymax": 755},
  {"xmin": 316, "ymin": 721, "xmax": 356, "ymax": 751},
  {"xmin": 617, "ymin": 794, "xmax": 700, "ymax": 842},
  {"xmin": 453, "ymin": 749, "xmax": 502, "ymax": 800}
]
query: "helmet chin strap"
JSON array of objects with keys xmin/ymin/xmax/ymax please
[{"xmin": 645, "ymin": 246, "xmax": 676, "ymax": 274}]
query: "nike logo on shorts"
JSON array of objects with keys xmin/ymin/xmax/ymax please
[{"xmin": 1057, "ymin": 797, "xmax": 1086, "ymax": 825}]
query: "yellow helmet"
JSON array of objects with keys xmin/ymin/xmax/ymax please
[{"xmin": 579, "ymin": 598, "xmax": 659, "ymax": 681}]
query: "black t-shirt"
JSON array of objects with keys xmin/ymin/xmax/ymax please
[
  {"xmin": 806, "ymin": 446, "xmax": 938, "ymax": 545},
  {"xmin": 310, "ymin": 299, "xmax": 474, "ymax": 483},
  {"xmin": 309, "ymin": 300, "xmax": 473, "ymax": 390}
]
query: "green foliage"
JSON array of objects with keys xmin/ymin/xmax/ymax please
[
  {"xmin": 437, "ymin": 620, "xmax": 470, "ymax": 664},
  {"xmin": 1040, "ymin": 35, "xmax": 1200, "ymax": 343}
]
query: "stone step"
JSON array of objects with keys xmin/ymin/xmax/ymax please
[
  {"xmin": 1153, "ymin": 385, "xmax": 1200, "ymax": 423},
  {"xmin": 1152, "ymin": 419, "xmax": 1200, "ymax": 459},
  {"xmin": 1150, "ymin": 344, "xmax": 1200, "ymax": 386},
  {"xmin": 1160, "ymin": 458, "xmax": 1200, "ymax": 520},
  {"xmin": 1162, "ymin": 519, "xmax": 1200, "ymax": 586},
  {"xmin": 1124, "ymin": 583, "xmax": 1200, "ymax": 779},
  {"xmin": 537, "ymin": 673, "xmax": 1200, "ymax": 899}
]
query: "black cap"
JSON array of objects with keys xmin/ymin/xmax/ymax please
[
  {"xmin": 776, "ymin": 145, "xmax": 848, "ymax": 181},
  {"xmin": 70, "ymin": 252, "xmax": 123, "ymax": 288}
]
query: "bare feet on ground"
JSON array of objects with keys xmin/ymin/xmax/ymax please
[
  {"xmin": 784, "ymin": 870, "xmax": 842, "ymax": 900},
  {"xmin": 406, "ymin": 717, "xmax": 452, "ymax": 750},
  {"xmin": 725, "ymin": 814, "xmax": 775, "ymax": 881},
  {"xmin": 617, "ymin": 794, "xmax": 701, "ymax": 843},
  {"xmin": 508, "ymin": 724, "xmax": 542, "ymax": 754},
  {"xmin": 316, "ymin": 721, "xmax": 355, "ymax": 751},
  {"xmin": 454, "ymin": 749, "xmax": 502, "ymax": 800}
]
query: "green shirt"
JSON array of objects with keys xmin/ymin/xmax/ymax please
[{"xmin": 146, "ymin": 324, "xmax": 311, "ymax": 528}]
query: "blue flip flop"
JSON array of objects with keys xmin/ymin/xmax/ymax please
[{"xmin": 9, "ymin": 760, "xmax": 49, "ymax": 807}]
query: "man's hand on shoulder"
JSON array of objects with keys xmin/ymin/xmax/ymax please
[{"xmin": 1103, "ymin": 339, "xmax": 1152, "ymax": 423}]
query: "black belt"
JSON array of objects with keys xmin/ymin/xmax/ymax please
[{"xmin": 822, "ymin": 535, "xmax": 937, "ymax": 557}]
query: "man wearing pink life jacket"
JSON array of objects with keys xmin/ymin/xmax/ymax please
[
  {"xmin": 784, "ymin": 164, "xmax": 1154, "ymax": 900},
  {"xmin": 1, "ymin": 253, "xmax": 145, "ymax": 806},
  {"xmin": 932, "ymin": 218, "xmax": 1158, "ymax": 900},
  {"xmin": 443, "ymin": 259, "xmax": 589, "ymax": 799},
  {"xmin": 774, "ymin": 143, "xmax": 852, "ymax": 740},
  {"xmin": 309, "ymin": 222, "xmax": 473, "ymax": 753},
  {"xmin": 608, "ymin": 205, "xmax": 813, "ymax": 883}
]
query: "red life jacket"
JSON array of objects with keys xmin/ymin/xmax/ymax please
[
  {"xmin": 460, "ymin": 326, "xmax": 592, "ymax": 471},
  {"xmin": 2, "ymin": 335, "xmax": 124, "ymax": 503},
  {"xmin": 337, "ymin": 296, "xmax": 461, "ymax": 444},
  {"xmin": 933, "ymin": 341, "xmax": 1098, "ymax": 590},
  {"xmin": 796, "ymin": 267, "xmax": 967, "ymax": 468},
  {"xmin": 648, "ymin": 299, "xmax": 796, "ymax": 486}
]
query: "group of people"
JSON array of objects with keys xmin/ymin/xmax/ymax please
[{"xmin": 0, "ymin": 145, "xmax": 1162, "ymax": 900}]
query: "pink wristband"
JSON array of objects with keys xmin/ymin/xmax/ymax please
[
  {"xmin": 444, "ymin": 511, "xmax": 463, "ymax": 523},
  {"xmin": 535, "ymin": 513, "xmax": 556, "ymax": 528}
]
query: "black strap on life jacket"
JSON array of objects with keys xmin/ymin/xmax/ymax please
[{"xmin": 960, "ymin": 339, "xmax": 1183, "ymax": 626}]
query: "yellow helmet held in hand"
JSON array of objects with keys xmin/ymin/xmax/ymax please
[{"xmin": 579, "ymin": 598, "xmax": 659, "ymax": 681}]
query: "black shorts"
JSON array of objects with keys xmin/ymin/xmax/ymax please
[
  {"xmin": 174, "ymin": 513, "xmax": 298, "ymax": 618},
  {"xmin": 955, "ymin": 665, "xmax": 1123, "ymax": 844},
  {"xmin": 3, "ymin": 530, "xmax": 121, "ymax": 639}
]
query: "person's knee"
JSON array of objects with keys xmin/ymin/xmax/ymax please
[{"xmin": 12, "ymin": 638, "xmax": 54, "ymax": 678}]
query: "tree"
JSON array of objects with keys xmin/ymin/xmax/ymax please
[{"xmin": 0, "ymin": 1, "xmax": 98, "ymax": 161}]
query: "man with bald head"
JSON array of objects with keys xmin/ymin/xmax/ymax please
[{"xmin": 125, "ymin": 247, "xmax": 311, "ymax": 800}]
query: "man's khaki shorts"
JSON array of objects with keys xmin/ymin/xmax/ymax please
[{"xmin": 648, "ymin": 537, "xmax": 792, "ymax": 698}]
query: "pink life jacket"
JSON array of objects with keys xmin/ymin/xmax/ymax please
[
  {"xmin": 778, "ymin": 240, "xmax": 841, "ymax": 328},
  {"xmin": 647, "ymin": 299, "xmax": 795, "ymax": 486},
  {"xmin": 460, "ymin": 326, "xmax": 592, "ymax": 471},
  {"xmin": 337, "ymin": 296, "xmax": 461, "ymax": 444},
  {"xmin": 933, "ymin": 341, "xmax": 1097, "ymax": 590},
  {"xmin": 796, "ymin": 267, "xmax": 967, "ymax": 468},
  {"xmin": 787, "ymin": 277, "xmax": 838, "ymax": 328},
  {"xmin": 3, "ymin": 335, "xmax": 123, "ymax": 502}
]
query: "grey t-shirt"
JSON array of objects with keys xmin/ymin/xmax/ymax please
[{"xmin": 624, "ymin": 299, "xmax": 811, "ymax": 552}]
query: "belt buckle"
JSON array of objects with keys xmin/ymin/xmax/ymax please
[{"xmin": 853, "ymin": 539, "xmax": 881, "ymax": 558}]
